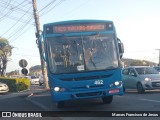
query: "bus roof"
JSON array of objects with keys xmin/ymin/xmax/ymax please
[{"xmin": 43, "ymin": 19, "xmax": 113, "ymax": 26}]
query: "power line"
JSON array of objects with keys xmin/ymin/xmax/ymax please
[
  {"xmin": 0, "ymin": 0, "xmax": 11, "ymax": 12},
  {"xmin": 8, "ymin": 16, "xmax": 33, "ymax": 43},
  {"xmin": 9, "ymin": 22, "xmax": 33, "ymax": 43},
  {"xmin": 0, "ymin": 1, "xmax": 33, "ymax": 24},
  {"xmin": 0, "ymin": 12, "xmax": 32, "ymax": 23},
  {"xmin": 11, "ymin": 0, "xmax": 28, "ymax": 10},
  {"xmin": 0, "ymin": 10, "xmax": 13, "ymax": 21},
  {"xmin": 0, "ymin": 0, "xmax": 65, "ymax": 44},
  {"xmin": 0, "ymin": 0, "xmax": 32, "ymax": 15},
  {"xmin": 39, "ymin": 0, "xmax": 64, "ymax": 17},
  {"xmin": 39, "ymin": 0, "xmax": 56, "ymax": 13},
  {"xmin": 1, "ymin": 6, "xmax": 33, "ymax": 37},
  {"xmin": 7, "ymin": 15, "xmax": 33, "ymax": 39}
]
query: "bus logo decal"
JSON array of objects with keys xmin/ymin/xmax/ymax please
[{"xmin": 86, "ymin": 85, "xmax": 90, "ymax": 89}]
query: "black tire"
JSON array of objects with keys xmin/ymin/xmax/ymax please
[
  {"xmin": 56, "ymin": 101, "xmax": 65, "ymax": 108},
  {"xmin": 123, "ymin": 87, "xmax": 126, "ymax": 92},
  {"xmin": 50, "ymin": 102, "xmax": 55, "ymax": 111},
  {"xmin": 102, "ymin": 96, "xmax": 113, "ymax": 104},
  {"xmin": 137, "ymin": 83, "xmax": 145, "ymax": 94}
]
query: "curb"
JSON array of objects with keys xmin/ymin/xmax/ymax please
[{"xmin": 0, "ymin": 87, "xmax": 49, "ymax": 100}]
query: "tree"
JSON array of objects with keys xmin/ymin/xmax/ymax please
[
  {"xmin": 130, "ymin": 60, "xmax": 149, "ymax": 66},
  {"xmin": 0, "ymin": 38, "xmax": 13, "ymax": 76}
]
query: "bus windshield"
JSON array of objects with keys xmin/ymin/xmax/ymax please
[{"xmin": 46, "ymin": 34, "xmax": 118, "ymax": 74}]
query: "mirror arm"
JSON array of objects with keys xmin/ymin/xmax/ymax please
[{"xmin": 39, "ymin": 33, "xmax": 46, "ymax": 61}]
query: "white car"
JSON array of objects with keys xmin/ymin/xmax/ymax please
[
  {"xmin": 122, "ymin": 66, "xmax": 160, "ymax": 93},
  {"xmin": 30, "ymin": 76, "xmax": 39, "ymax": 85},
  {"xmin": 0, "ymin": 82, "xmax": 9, "ymax": 94}
]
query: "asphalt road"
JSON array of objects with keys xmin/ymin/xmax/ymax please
[
  {"xmin": 25, "ymin": 89, "xmax": 160, "ymax": 111},
  {"xmin": 1, "ymin": 85, "xmax": 160, "ymax": 120},
  {"xmin": 0, "ymin": 85, "xmax": 60, "ymax": 120},
  {"xmin": 26, "ymin": 88, "xmax": 160, "ymax": 120},
  {"xmin": 0, "ymin": 85, "xmax": 46, "ymax": 111}
]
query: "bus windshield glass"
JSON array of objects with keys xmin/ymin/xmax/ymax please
[{"xmin": 46, "ymin": 34, "xmax": 118, "ymax": 74}]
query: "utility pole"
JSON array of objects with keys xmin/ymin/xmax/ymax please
[
  {"xmin": 32, "ymin": 0, "xmax": 49, "ymax": 90},
  {"xmin": 155, "ymin": 49, "xmax": 160, "ymax": 66}
]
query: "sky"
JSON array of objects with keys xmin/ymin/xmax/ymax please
[{"xmin": 0, "ymin": 0, "xmax": 160, "ymax": 72}]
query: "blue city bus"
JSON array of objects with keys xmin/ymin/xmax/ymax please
[{"xmin": 42, "ymin": 20, "xmax": 124, "ymax": 108}]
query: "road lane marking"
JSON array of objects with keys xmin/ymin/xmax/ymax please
[
  {"xmin": 27, "ymin": 93, "xmax": 33, "ymax": 97},
  {"xmin": 139, "ymin": 98, "xmax": 160, "ymax": 103}
]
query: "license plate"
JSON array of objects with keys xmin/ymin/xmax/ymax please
[{"xmin": 109, "ymin": 89, "xmax": 119, "ymax": 94}]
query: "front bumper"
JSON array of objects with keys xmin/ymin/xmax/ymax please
[
  {"xmin": 50, "ymin": 87, "xmax": 123, "ymax": 102},
  {"xmin": 143, "ymin": 81, "xmax": 160, "ymax": 90}
]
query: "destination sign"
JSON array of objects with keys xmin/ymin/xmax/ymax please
[
  {"xmin": 54, "ymin": 24, "xmax": 106, "ymax": 33},
  {"xmin": 44, "ymin": 22, "xmax": 113, "ymax": 34}
]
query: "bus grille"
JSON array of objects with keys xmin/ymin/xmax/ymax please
[
  {"xmin": 60, "ymin": 74, "xmax": 112, "ymax": 81},
  {"xmin": 76, "ymin": 91, "xmax": 102, "ymax": 97},
  {"xmin": 71, "ymin": 85, "xmax": 104, "ymax": 90}
]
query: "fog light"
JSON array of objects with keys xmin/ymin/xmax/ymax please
[
  {"xmin": 115, "ymin": 81, "xmax": 120, "ymax": 86},
  {"xmin": 54, "ymin": 87, "xmax": 60, "ymax": 92},
  {"xmin": 109, "ymin": 83, "xmax": 114, "ymax": 87},
  {"xmin": 60, "ymin": 88, "xmax": 66, "ymax": 92}
]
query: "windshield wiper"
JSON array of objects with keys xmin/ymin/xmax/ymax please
[
  {"xmin": 89, "ymin": 48, "xmax": 96, "ymax": 69},
  {"xmin": 89, "ymin": 34, "xmax": 100, "ymax": 69},
  {"xmin": 80, "ymin": 35, "xmax": 99, "ymax": 70},
  {"xmin": 80, "ymin": 35, "xmax": 87, "ymax": 70}
]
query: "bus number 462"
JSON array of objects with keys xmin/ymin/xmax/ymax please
[{"xmin": 94, "ymin": 80, "xmax": 103, "ymax": 85}]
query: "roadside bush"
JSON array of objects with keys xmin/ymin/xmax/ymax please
[
  {"xmin": 17, "ymin": 82, "xmax": 27, "ymax": 91},
  {"xmin": 0, "ymin": 77, "xmax": 30, "ymax": 92}
]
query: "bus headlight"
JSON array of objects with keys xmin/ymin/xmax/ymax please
[
  {"xmin": 109, "ymin": 81, "xmax": 121, "ymax": 88},
  {"xmin": 115, "ymin": 81, "xmax": 120, "ymax": 86},
  {"xmin": 54, "ymin": 87, "xmax": 60, "ymax": 92},
  {"xmin": 54, "ymin": 87, "xmax": 66, "ymax": 92}
]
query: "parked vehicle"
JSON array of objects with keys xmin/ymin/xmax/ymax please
[
  {"xmin": 30, "ymin": 76, "xmax": 39, "ymax": 85},
  {"xmin": 0, "ymin": 82, "xmax": 9, "ymax": 94},
  {"xmin": 39, "ymin": 74, "xmax": 44, "ymax": 86},
  {"xmin": 21, "ymin": 76, "xmax": 31, "ymax": 80},
  {"xmin": 154, "ymin": 66, "xmax": 160, "ymax": 73},
  {"xmin": 122, "ymin": 66, "xmax": 160, "ymax": 93}
]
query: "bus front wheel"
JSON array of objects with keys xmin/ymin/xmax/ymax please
[{"xmin": 102, "ymin": 96, "xmax": 113, "ymax": 104}]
